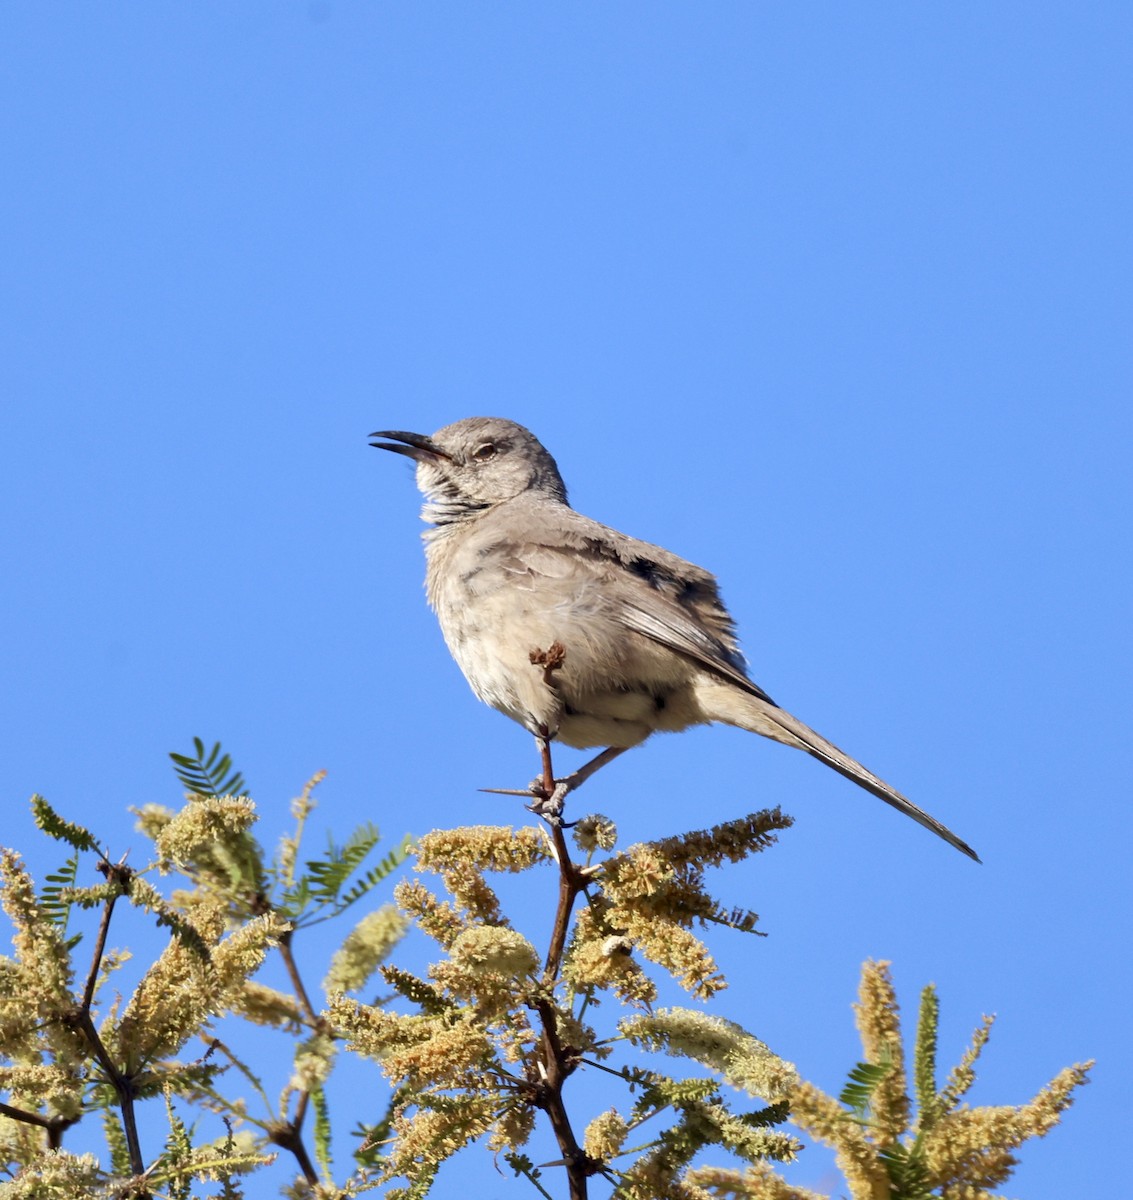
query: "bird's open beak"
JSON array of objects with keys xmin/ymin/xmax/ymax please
[{"xmin": 368, "ymin": 430, "xmax": 451, "ymax": 462}]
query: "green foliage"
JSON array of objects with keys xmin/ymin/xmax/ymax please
[
  {"xmin": 628, "ymin": 1070, "xmax": 722, "ymax": 1118},
  {"xmin": 277, "ymin": 824, "xmax": 412, "ymax": 929},
  {"xmin": 913, "ymin": 983, "xmax": 940, "ymax": 1127},
  {"xmin": 311, "ymin": 1082, "xmax": 332, "ymax": 1178},
  {"xmin": 833, "ymin": 1045, "xmax": 938, "ymax": 1200},
  {"xmin": 157, "ymin": 1093, "xmax": 195, "ymax": 1200},
  {"xmin": 702, "ymin": 903, "xmax": 765, "ymax": 936},
  {"xmin": 101, "ymin": 1107, "xmax": 131, "ymax": 1176},
  {"xmin": 877, "ymin": 1143, "xmax": 935, "ymax": 1200},
  {"xmin": 127, "ymin": 875, "xmax": 213, "ymax": 957},
  {"xmin": 215, "ymin": 1122, "xmax": 249, "ymax": 1200},
  {"xmin": 351, "ymin": 1083, "xmax": 412, "ymax": 1172},
  {"xmin": 787, "ymin": 962, "xmax": 1093, "ymax": 1200},
  {"xmin": 40, "ymin": 851, "xmax": 81, "ymax": 944},
  {"xmin": 838, "ymin": 1054, "xmax": 894, "ymax": 1123},
  {"xmin": 0, "ymin": 746, "xmax": 1093, "ymax": 1200},
  {"xmin": 379, "ymin": 965, "xmax": 453, "ymax": 1016},
  {"xmin": 0, "ymin": 743, "xmax": 411, "ymax": 1199},
  {"xmin": 504, "ymin": 1152, "xmax": 554, "ymax": 1199},
  {"xmin": 164, "ymin": 739, "xmax": 412, "ymax": 932},
  {"xmin": 170, "ymin": 737, "xmax": 248, "ymax": 798}
]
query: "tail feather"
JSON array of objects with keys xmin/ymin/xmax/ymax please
[{"xmin": 701, "ymin": 683, "xmax": 980, "ymax": 862}]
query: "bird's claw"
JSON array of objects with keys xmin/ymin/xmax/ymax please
[
  {"xmin": 524, "ymin": 780, "xmax": 576, "ymax": 826},
  {"xmin": 483, "ymin": 771, "xmax": 583, "ymax": 826}
]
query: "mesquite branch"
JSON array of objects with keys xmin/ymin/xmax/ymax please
[
  {"xmin": 267, "ymin": 934, "xmax": 323, "ymax": 1186},
  {"xmin": 70, "ymin": 861, "xmax": 151, "ymax": 1194},
  {"xmin": 530, "ymin": 697, "xmax": 597, "ymax": 1200}
]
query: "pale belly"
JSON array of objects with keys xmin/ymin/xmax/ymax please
[{"xmin": 430, "ymin": 553, "xmax": 705, "ymax": 749}]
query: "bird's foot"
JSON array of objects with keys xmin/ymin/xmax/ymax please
[
  {"xmin": 525, "ymin": 779, "xmax": 576, "ymax": 826},
  {"xmin": 481, "ymin": 777, "xmax": 578, "ymax": 825}
]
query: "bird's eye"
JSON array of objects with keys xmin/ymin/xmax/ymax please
[{"xmin": 472, "ymin": 442, "xmax": 497, "ymax": 461}]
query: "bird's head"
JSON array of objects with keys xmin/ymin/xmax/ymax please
[{"xmin": 370, "ymin": 417, "xmax": 568, "ymax": 524}]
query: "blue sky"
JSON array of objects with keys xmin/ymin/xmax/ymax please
[{"xmin": 2, "ymin": 4, "xmax": 1129, "ymax": 1196}]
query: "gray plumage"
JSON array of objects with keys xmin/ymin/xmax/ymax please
[{"xmin": 371, "ymin": 416, "xmax": 978, "ymax": 861}]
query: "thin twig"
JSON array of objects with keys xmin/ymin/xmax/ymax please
[
  {"xmin": 543, "ymin": 822, "xmax": 584, "ymax": 981},
  {"xmin": 82, "ymin": 859, "xmax": 131, "ymax": 1010},
  {"xmin": 277, "ymin": 932, "xmax": 322, "ymax": 1028},
  {"xmin": 270, "ymin": 930, "xmax": 323, "ymax": 1183},
  {"xmin": 204, "ymin": 1036, "xmax": 275, "ymax": 1112},
  {"xmin": 514, "ymin": 1160, "xmax": 558, "ymax": 1200}
]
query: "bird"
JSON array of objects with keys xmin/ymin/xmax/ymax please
[{"xmin": 371, "ymin": 417, "xmax": 978, "ymax": 861}]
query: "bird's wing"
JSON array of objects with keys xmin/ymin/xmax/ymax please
[
  {"xmin": 531, "ymin": 505, "xmax": 777, "ymax": 703},
  {"xmin": 615, "ymin": 593, "xmax": 777, "ymax": 704}
]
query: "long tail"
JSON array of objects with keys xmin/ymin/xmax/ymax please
[{"xmin": 697, "ymin": 682, "xmax": 980, "ymax": 862}]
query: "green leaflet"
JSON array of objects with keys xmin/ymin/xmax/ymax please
[{"xmin": 169, "ymin": 737, "xmax": 248, "ymax": 799}]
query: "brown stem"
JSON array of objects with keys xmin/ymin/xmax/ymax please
[
  {"xmin": 272, "ymin": 929, "xmax": 324, "ymax": 1182},
  {"xmin": 277, "ymin": 932, "xmax": 322, "ymax": 1029},
  {"xmin": 69, "ymin": 869, "xmax": 150, "ymax": 1191},
  {"xmin": 74, "ymin": 1009, "xmax": 148, "ymax": 1191},
  {"xmin": 82, "ymin": 895, "xmax": 116, "ymax": 1011},
  {"xmin": 534, "ymin": 999, "xmax": 590, "ymax": 1200},
  {"xmin": 0, "ymin": 1100, "xmax": 55, "ymax": 1129},
  {"xmin": 0, "ymin": 1099, "xmax": 77, "ymax": 1149},
  {"xmin": 529, "ymin": 731, "xmax": 594, "ymax": 1200},
  {"xmin": 543, "ymin": 822, "xmax": 584, "ymax": 980},
  {"xmin": 269, "ymin": 1091, "xmax": 320, "ymax": 1187},
  {"xmin": 83, "ymin": 860, "xmax": 132, "ymax": 1010}
]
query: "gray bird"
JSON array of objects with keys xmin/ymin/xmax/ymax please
[{"xmin": 371, "ymin": 417, "xmax": 978, "ymax": 861}]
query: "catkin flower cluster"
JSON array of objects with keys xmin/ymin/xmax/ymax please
[{"xmin": 566, "ymin": 809, "xmax": 792, "ymax": 1001}]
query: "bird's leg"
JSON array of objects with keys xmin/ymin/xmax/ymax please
[
  {"xmin": 536, "ymin": 729, "xmax": 556, "ymax": 797},
  {"xmin": 525, "ymin": 726, "xmax": 567, "ymax": 821},
  {"xmin": 481, "ymin": 641, "xmax": 629, "ymax": 820},
  {"xmin": 520, "ymin": 743, "xmax": 630, "ymax": 823},
  {"xmin": 553, "ymin": 745, "xmax": 629, "ymax": 793},
  {"xmin": 481, "ymin": 744, "xmax": 629, "ymax": 816},
  {"xmin": 524, "ymin": 641, "xmax": 570, "ymax": 819}
]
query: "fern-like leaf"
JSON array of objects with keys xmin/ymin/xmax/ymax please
[
  {"xmin": 379, "ymin": 965, "xmax": 453, "ymax": 1015},
  {"xmin": 102, "ymin": 1108, "xmax": 132, "ymax": 1177},
  {"xmin": 169, "ymin": 737, "xmax": 248, "ymax": 798},
  {"xmin": 629, "ymin": 1072, "xmax": 721, "ymax": 1122},
  {"xmin": 281, "ymin": 825, "xmax": 409, "ymax": 925},
  {"xmin": 839, "ymin": 1058, "xmax": 893, "ymax": 1123},
  {"xmin": 878, "ymin": 1142, "xmax": 935, "ymax": 1200},
  {"xmin": 216, "ymin": 1120, "xmax": 249, "ymax": 1200},
  {"xmin": 335, "ymin": 836, "xmax": 413, "ymax": 913},
  {"xmin": 504, "ymin": 1152, "xmax": 554, "ymax": 1199},
  {"xmin": 40, "ymin": 852, "xmax": 80, "ymax": 938},
  {"xmin": 128, "ymin": 876, "xmax": 211, "ymax": 957},
  {"xmin": 736, "ymin": 1100, "xmax": 791, "ymax": 1129},
  {"xmin": 159, "ymin": 1092, "xmax": 195, "ymax": 1200},
  {"xmin": 306, "ymin": 823, "xmax": 383, "ymax": 901}
]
